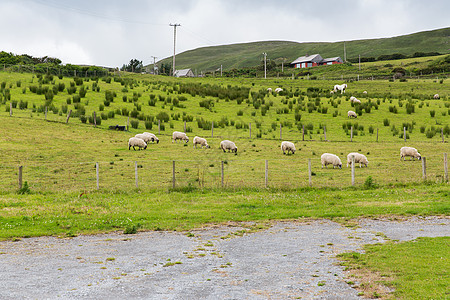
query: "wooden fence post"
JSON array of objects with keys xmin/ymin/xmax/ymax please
[
  {"xmin": 279, "ymin": 124, "xmax": 282, "ymax": 140},
  {"xmin": 158, "ymin": 119, "xmax": 161, "ymax": 134},
  {"xmin": 18, "ymin": 166, "xmax": 23, "ymax": 189},
  {"xmin": 66, "ymin": 109, "xmax": 72, "ymax": 124},
  {"xmin": 302, "ymin": 125, "xmax": 305, "ymax": 141},
  {"xmin": 96, "ymin": 162, "xmax": 99, "ymax": 190},
  {"xmin": 221, "ymin": 161, "xmax": 224, "ymax": 187},
  {"xmin": 211, "ymin": 121, "xmax": 214, "ymax": 138},
  {"xmin": 376, "ymin": 128, "xmax": 379, "ymax": 142},
  {"xmin": 9, "ymin": 102, "xmax": 12, "ymax": 116},
  {"xmin": 45, "ymin": 106, "xmax": 48, "ymax": 120},
  {"xmin": 422, "ymin": 157, "xmax": 427, "ymax": 181},
  {"xmin": 135, "ymin": 161, "xmax": 138, "ymax": 188},
  {"xmin": 184, "ymin": 120, "xmax": 186, "ymax": 133},
  {"xmin": 127, "ymin": 116, "xmax": 130, "ymax": 131},
  {"xmin": 172, "ymin": 160, "xmax": 176, "ymax": 189},
  {"xmin": 265, "ymin": 160, "xmax": 268, "ymax": 188},
  {"xmin": 350, "ymin": 126, "xmax": 353, "ymax": 142},
  {"xmin": 324, "ymin": 126, "xmax": 327, "ymax": 141},
  {"xmin": 249, "ymin": 123, "xmax": 251, "ymax": 139},
  {"xmin": 442, "ymin": 128, "xmax": 444, "ymax": 143},
  {"xmin": 351, "ymin": 155, "xmax": 355, "ymax": 186},
  {"xmin": 93, "ymin": 111, "xmax": 97, "ymax": 128},
  {"xmin": 308, "ymin": 159, "xmax": 312, "ymax": 186},
  {"xmin": 404, "ymin": 127, "xmax": 406, "ymax": 142},
  {"xmin": 444, "ymin": 153, "xmax": 448, "ymax": 183}
]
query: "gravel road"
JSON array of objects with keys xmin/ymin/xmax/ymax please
[{"xmin": 0, "ymin": 217, "xmax": 448, "ymax": 299}]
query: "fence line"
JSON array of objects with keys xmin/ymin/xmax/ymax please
[{"xmin": 5, "ymin": 155, "xmax": 448, "ymax": 193}]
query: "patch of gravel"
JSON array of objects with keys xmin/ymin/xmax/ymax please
[{"xmin": 0, "ymin": 216, "xmax": 448, "ymax": 299}]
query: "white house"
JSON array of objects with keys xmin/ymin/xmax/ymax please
[{"xmin": 174, "ymin": 69, "xmax": 195, "ymax": 77}]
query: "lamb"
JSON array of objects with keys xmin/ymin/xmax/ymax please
[
  {"xmin": 400, "ymin": 147, "xmax": 421, "ymax": 161},
  {"xmin": 193, "ymin": 136, "xmax": 210, "ymax": 149},
  {"xmin": 350, "ymin": 96, "xmax": 361, "ymax": 104},
  {"xmin": 220, "ymin": 140, "xmax": 238, "ymax": 154},
  {"xmin": 135, "ymin": 132, "xmax": 159, "ymax": 144},
  {"xmin": 348, "ymin": 110, "xmax": 357, "ymax": 118},
  {"xmin": 281, "ymin": 141, "xmax": 296, "ymax": 155},
  {"xmin": 347, "ymin": 152, "xmax": 369, "ymax": 168},
  {"xmin": 128, "ymin": 137, "xmax": 147, "ymax": 151},
  {"xmin": 172, "ymin": 131, "xmax": 189, "ymax": 143},
  {"xmin": 333, "ymin": 84, "xmax": 347, "ymax": 94},
  {"xmin": 434, "ymin": 94, "xmax": 440, "ymax": 99},
  {"xmin": 274, "ymin": 88, "xmax": 283, "ymax": 93},
  {"xmin": 321, "ymin": 153, "xmax": 342, "ymax": 169}
]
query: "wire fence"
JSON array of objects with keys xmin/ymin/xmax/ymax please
[{"xmin": 3, "ymin": 153, "xmax": 448, "ymax": 193}]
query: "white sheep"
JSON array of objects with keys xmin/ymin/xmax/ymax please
[
  {"xmin": 193, "ymin": 136, "xmax": 210, "ymax": 149},
  {"xmin": 172, "ymin": 131, "xmax": 189, "ymax": 143},
  {"xmin": 321, "ymin": 153, "xmax": 342, "ymax": 169},
  {"xmin": 135, "ymin": 132, "xmax": 159, "ymax": 144},
  {"xmin": 274, "ymin": 88, "xmax": 283, "ymax": 93},
  {"xmin": 348, "ymin": 110, "xmax": 357, "ymax": 118},
  {"xmin": 347, "ymin": 152, "xmax": 369, "ymax": 168},
  {"xmin": 350, "ymin": 96, "xmax": 361, "ymax": 104},
  {"xmin": 267, "ymin": 88, "xmax": 272, "ymax": 93},
  {"xmin": 144, "ymin": 132, "xmax": 159, "ymax": 144},
  {"xmin": 434, "ymin": 94, "xmax": 440, "ymax": 99},
  {"xmin": 281, "ymin": 141, "xmax": 296, "ymax": 155},
  {"xmin": 330, "ymin": 90, "xmax": 335, "ymax": 94},
  {"xmin": 220, "ymin": 140, "xmax": 238, "ymax": 154},
  {"xmin": 333, "ymin": 84, "xmax": 347, "ymax": 94},
  {"xmin": 363, "ymin": 91, "xmax": 368, "ymax": 94},
  {"xmin": 400, "ymin": 147, "xmax": 421, "ymax": 161},
  {"xmin": 128, "ymin": 137, "xmax": 147, "ymax": 151}
]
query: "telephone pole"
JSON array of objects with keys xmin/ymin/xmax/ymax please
[
  {"xmin": 170, "ymin": 23, "xmax": 181, "ymax": 76},
  {"xmin": 151, "ymin": 56, "xmax": 157, "ymax": 75},
  {"xmin": 263, "ymin": 52, "xmax": 267, "ymax": 79}
]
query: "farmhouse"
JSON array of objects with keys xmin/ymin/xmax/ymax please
[
  {"xmin": 291, "ymin": 54, "xmax": 343, "ymax": 69},
  {"xmin": 174, "ymin": 68, "xmax": 195, "ymax": 77}
]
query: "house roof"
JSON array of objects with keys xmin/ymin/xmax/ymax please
[
  {"xmin": 174, "ymin": 69, "xmax": 193, "ymax": 77},
  {"xmin": 322, "ymin": 57, "xmax": 342, "ymax": 63},
  {"xmin": 291, "ymin": 54, "xmax": 323, "ymax": 64}
]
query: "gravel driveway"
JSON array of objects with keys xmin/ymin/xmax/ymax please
[{"xmin": 0, "ymin": 217, "xmax": 448, "ymax": 299}]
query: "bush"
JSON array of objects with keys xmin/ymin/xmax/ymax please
[
  {"xmin": 383, "ymin": 118, "xmax": 390, "ymax": 126},
  {"xmin": 156, "ymin": 111, "xmax": 170, "ymax": 122},
  {"xmin": 430, "ymin": 110, "xmax": 436, "ymax": 117},
  {"xmin": 145, "ymin": 120, "xmax": 153, "ymax": 129},
  {"xmin": 130, "ymin": 120, "xmax": 139, "ymax": 129}
]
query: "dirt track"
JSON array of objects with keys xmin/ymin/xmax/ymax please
[{"xmin": 0, "ymin": 217, "xmax": 448, "ymax": 299}]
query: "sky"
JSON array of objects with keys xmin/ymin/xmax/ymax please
[{"xmin": 1, "ymin": 0, "xmax": 448, "ymax": 68}]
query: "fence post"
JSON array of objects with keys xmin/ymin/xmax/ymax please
[
  {"xmin": 376, "ymin": 128, "xmax": 379, "ymax": 142},
  {"xmin": 127, "ymin": 116, "xmax": 130, "ymax": 131},
  {"xmin": 279, "ymin": 124, "xmax": 282, "ymax": 140},
  {"xmin": 96, "ymin": 162, "xmax": 99, "ymax": 190},
  {"xmin": 135, "ymin": 161, "xmax": 138, "ymax": 188},
  {"xmin": 404, "ymin": 127, "xmax": 406, "ymax": 142},
  {"xmin": 211, "ymin": 121, "xmax": 214, "ymax": 138},
  {"xmin": 184, "ymin": 120, "xmax": 186, "ymax": 133},
  {"xmin": 249, "ymin": 123, "xmax": 251, "ymax": 139},
  {"xmin": 93, "ymin": 111, "xmax": 97, "ymax": 128},
  {"xmin": 442, "ymin": 128, "xmax": 444, "ymax": 143},
  {"xmin": 9, "ymin": 102, "xmax": 12, "ymax": 116},
  {"xmin": 18, "ymin": 166, "xmax": 23, "ymax": 189},
  {"xmin": 221, "ymin": 161, "xmax": 224, "ymax": 187},
  {"xmin": 265, "ymin": 160, "xmax": 268, "ymax": 188},
  {"xmin": 422, "ymin": 157, "xmax": 427, "ymax": 181},
  {"xmin": 308, "ymin": 159, "xmax": 312, "ymax": 186},
  {"xmin": 172, "ymin": 160, "xmax": 176, "ymax": 189},
  {"xmin": 324, "ymin": 126, "xmax": 327, "ymax": 141},
  {"xmin": 158, "ymin": 119, "xmax": 161, "ymax": 134},
  {"xmin": 302, "ymin": 125, "xmax": 305, "ymax": 141},
  {"xmin": 45, "ymin": 106, "xmax": 48, "ymax": 120},
  {"xmin": 350, "ymin": 126, "xmax": 353, "ymax": 142},
  {"xmin": 444, "ymin": 153, "xmax": 448, "ymax": 183},
  {"xmin": 66, "ymin": 109, "xmax": 72, "ymax": 124},
  {"xmin": 351, "ymin": 155, "xmax": 355, "ymax": 186}
]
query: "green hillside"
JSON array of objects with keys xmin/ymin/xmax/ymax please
[{"xmin": 154, "ymin": 27, "xmax": 450, "ymax": 72}]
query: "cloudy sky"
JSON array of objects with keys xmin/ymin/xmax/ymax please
[{"xmin": 1, "ymin": 0, "xmax": 448, "ymax": 67}]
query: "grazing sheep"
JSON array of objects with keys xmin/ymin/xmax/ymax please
[
  {"xmin": 350, "ymin": 96, "xmax": 361, "ymax": 104},
  {"xmin": 281, "ymin": 141, "xmax": 296, "ymax": 155},
  {"xmin": 400, "ymin": 147, "xmax": 421, "ymax": 161},
  {"xmin": 220, "ymin": 140, "xmax": 238, "ymax": 154},
  {"xmin": 434, "ymin": 94, "xmax": 440, "ymax": 99},
  {"xmin": 330, "ymin": 90, "xmax": 335, "ymax": 94},
  {"xmin": 267, "ymin": 88, "xmax": 272, "ymax": 93},
  {"xmin": 144, "ymin": 132, "xmax": 159, "ymax": 144},
  {"xmin": 275, "ymin": 88, "xmax": 283, "ymax": 93},
  {"xmin": 321, "ymin": 153, "xmax": 342, "ymax": 169},
  {"xmin": 193, "ymin": 136, "xmax": 210, "ymax": 149},
  {"xmin": 348, "ymin": 110, "xmax": 357, "ymax": 118},
  {"xmin": 172, "ymin": 131, "xmax": 189, "ymax": 143},
  {"xmin": 333, "ymin": 84, "xmax": 347, "ymax": 94},
  {"xmin": 363, "ymin": 91, "xmax": 368, "ymax": 94},
  {"xmin": 128, "ymin": 137, "xmax": 147, "ymax": 151},
  {"xmin": 347, "ymin": 152, "xmax": 369, "ymax": 168}
]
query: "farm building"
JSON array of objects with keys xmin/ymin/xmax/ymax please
[
  {"xmin": 174, "ymin": 68, "xmax": 195, "ymax": 77},
  {"xmin": 291, "ymin": 54, "xmax": 343, "ymax": 68}
]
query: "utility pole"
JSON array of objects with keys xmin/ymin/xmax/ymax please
[
  {"xmin": 220, "ymin": 65, "xmax": 222, "ymax": 77},
  {"xmin": 170, "ymin": 23, "xmax": 180, "ymax": 76},
  {"xmin": 281, "ymin": 58, "xmax": 286, "ymax": 72},
  {"xmin": 344, "ymin": 41, "xmax": 347, "ymax": 62},
  {"xmin": 358, "ymin": 54, "xmax": 361, "ymax": 71},
  {"xmin": 263, "ymin": 52, "xmax": 267, "ymax": 79},
  {"xmin": 151, "ymin": 56, "xmax": 157, "ymax": 75}
]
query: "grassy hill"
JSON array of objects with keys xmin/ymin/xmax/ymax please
[{"xmin": 153, "ymin": 27, "xmax": 450, "ymax": 72}]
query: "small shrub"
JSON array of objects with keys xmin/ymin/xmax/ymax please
[
  {"xmin": 429, "ymin": 110, "xmax": 435, "ymax": 117},
  {"xmin": 17, "ymin": 181, "xmax": 31, "ymax": 194},
  {"xmin": 130, "ymin": 120, "xmax": 139, "ymax": 129}
]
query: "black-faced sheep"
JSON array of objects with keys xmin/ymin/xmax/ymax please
[
  {"xmin": 172, "ymin": 131, "xmax": 189, "ymax": 143},
  {"xmin": 400, "ymin": 147, "xmax": 421, "ymax": 161},
  {"xmin": 220, "ymin": 140, "xmax": 237, "ymax": 154},
  {"xmin": 128, "ymin": 137, "xmax": 147, "ymax": 150},
  {"xmin": 321, "ymin": 153, "xmax": 342, "ymax": 169},
  {"xmin": 281, "ymin": 141, "xmax": 296, "ymax": 155}
]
